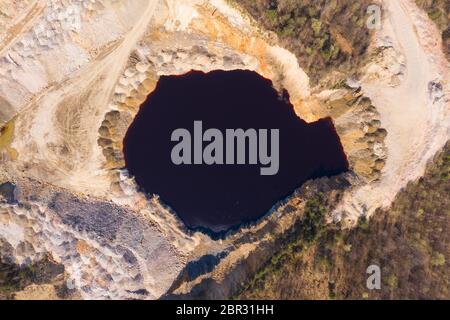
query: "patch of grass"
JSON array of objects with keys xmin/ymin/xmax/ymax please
[
  {"xmin": 386, "ymin": 274, "xmax": 398, "ymax": 291},
  {"xmin": 357, "ymin": 216, "xmax": 369, "ymax": 230},
  {"xmin": 265, "ymin": 9, "xmax": 277, "ymax": 21},
  {"xmin": 0, "ymin": 118, "xmax": 15, "ymax": 149},
  {"xmin": 302, "ymin": 193, "xmax": 326, "ymax": 243},
  {"xmin": 428, "ymin": 8, "xmax": 442, "ymax": 21},
  {"xmin": 0, "ymin": 117, "xmax": 18, "ymax": 160},
  {"xmin": 431, "ymin": 252, "xmax": 446, "ymax": 267}
]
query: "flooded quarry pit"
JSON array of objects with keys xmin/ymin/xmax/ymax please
[{"xmin": 123, "ymin": 70, "xmax": 348, "ymax": 233}]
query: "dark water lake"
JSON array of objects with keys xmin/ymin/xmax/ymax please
[{"xmin": 123, "ymin": 70, "xmax": 348, "ymax": 234}]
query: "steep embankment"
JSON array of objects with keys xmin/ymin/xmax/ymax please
[{"xmin": 333, "ymin": 0, "xmax": 450, "ymax": 223}]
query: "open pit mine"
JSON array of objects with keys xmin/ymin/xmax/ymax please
[{"xmin": 0, "ymin": 0, "xmax": 448, "ymax": 300}]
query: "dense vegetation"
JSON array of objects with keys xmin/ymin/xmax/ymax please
[
  {"xmin": 238, "ymin": 142, "xmax": 449, "ymax": 299},
  {"xmin": 235, "ymin": 0, "xmax": 374, "ymax": 84},
  {"xmin": 0, "ymin": 254, "xmax": 66, "ymax": 299}
]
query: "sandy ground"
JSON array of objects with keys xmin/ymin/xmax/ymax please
[
  {"xmin": 0, "ymin": 1, "xmax": 46, "ymax": 57},
  {"xmin": 333, "ymin": 0, "xmax": 450, "ymax": 223}
]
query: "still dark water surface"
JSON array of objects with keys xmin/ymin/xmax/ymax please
[{"xmin": 123, "ymin": 70, "xmax": 348, "ymax": 233}]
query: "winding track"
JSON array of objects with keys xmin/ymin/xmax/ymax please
[{"xmin": 333, "ymin": 0, "xmax": 450, "ymax": 222}]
